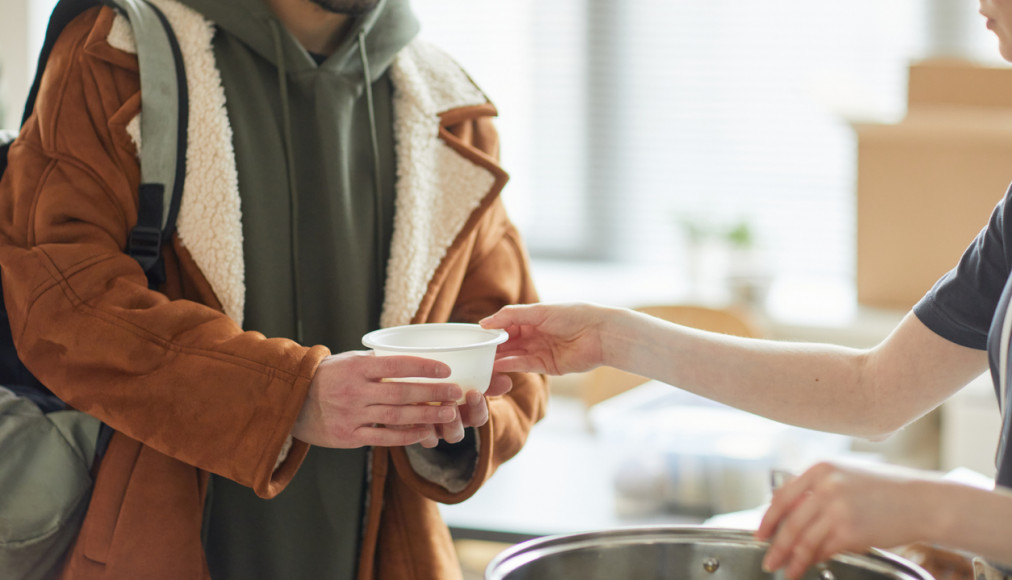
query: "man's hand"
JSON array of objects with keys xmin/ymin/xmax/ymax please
[
  {"xmin": 433, "ymin": 371, "xmax": 514, "ymax": 444},
  {"xmin": 292, "ymin": 350, "xmax": 463, "ymax": 448}
]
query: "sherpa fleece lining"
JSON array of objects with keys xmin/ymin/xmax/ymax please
[
  {"xmin": 110, "ymin": 0, "xmax": 494, "ymax": 331},
  {"xmin": 110, "ymin": 0, "xmax": 244, "ymax": 326}
]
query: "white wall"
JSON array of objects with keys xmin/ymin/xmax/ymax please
[{"xmin": 0, "ymin": 0, "xmax": 59, "ymax": 131}]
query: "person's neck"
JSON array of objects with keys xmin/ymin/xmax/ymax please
[{"xmin": 267, "ymin": 0, "xmax": 354, "ymax": 56}]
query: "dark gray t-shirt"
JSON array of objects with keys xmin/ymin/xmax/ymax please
[{"xmin": 913, "ymin": 185, "xmax": 1012, "ymax": 488}]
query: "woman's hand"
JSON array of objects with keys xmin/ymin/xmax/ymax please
[
  {"xmin": 480, "ymin": 302, "xmax": 611, "ymax": 375},
  {"xmin": 757, "ymin": 461, "xmax": 938, "ymax": 580}
]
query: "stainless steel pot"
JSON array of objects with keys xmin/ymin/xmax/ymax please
[{"xmin": 485, "ymin": 527, "xmax": 933, "ymax": 580}]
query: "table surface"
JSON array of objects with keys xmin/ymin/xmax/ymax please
[{"xmin": 439, "ymin": 396, "xmax": 705, "ymax": 543}]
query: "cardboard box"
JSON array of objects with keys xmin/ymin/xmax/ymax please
[
  {"xmin": 856, "ymin": 59, "xmax": 1012, "ymax": 310},
  {"xmin": 907, "ymin": 58, "xmax": 1012, "ymax": 110}
]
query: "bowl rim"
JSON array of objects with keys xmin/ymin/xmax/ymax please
[{"xmin": 362, "ymin": 322, "xmax": 509, "ymax": 353}]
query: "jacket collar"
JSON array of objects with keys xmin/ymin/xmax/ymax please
[{"xmin": 107, "ymin": 0, "xmax": 500, "ymax": 329}]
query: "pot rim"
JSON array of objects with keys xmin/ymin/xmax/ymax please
[{"xmin": 485, "ymin": 526, "xmax": 933, "ymax": 580}]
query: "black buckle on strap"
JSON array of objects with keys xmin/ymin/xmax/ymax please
[{"xmin": 126, "ymin": 225, "xmax": 161, "ymax": 272}]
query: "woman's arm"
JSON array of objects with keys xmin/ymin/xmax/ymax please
[{"xmin": 483, "ymin": 302, "xmax": 987, "ymax": 438}]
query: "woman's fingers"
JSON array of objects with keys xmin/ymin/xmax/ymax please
[
  {"xmin": 759, "ymin": 468, "xmax": 817, "ymax": 541},
  {"xmin": 782, "ymin": 514, "xmax": 835, "ymax": 580},
  {"xmin": 763, "ymin": 487, "xmax": 821, "ymax": 574},
  {"xmin": 480, "ymin": 305, "xmax": 546, "ymax": 330},
  {"xmin": 493, "ymin": 354, "xmax": 557, "ymax": 375},
  {"xmin": 758, "ymin": 460, "xmax": 923, "ymax": 580}
]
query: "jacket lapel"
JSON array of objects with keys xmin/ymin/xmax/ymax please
[
  {"xmin": 112, "ymin": 8, "xmax": 500, "ymax": 331},
  {"xmin": 110, "ymin": 0, "xmax": 246, "ymax": 327},
  {"xmin": 382, "ymin": 40, "xmax": 498, "ymax": 328}
]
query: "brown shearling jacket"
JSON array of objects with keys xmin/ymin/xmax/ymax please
[{"xmin": 0, "ymin": 4, "xmax": 548, "ymax": 579}]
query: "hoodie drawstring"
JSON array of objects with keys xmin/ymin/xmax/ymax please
[
  {"xmin": 269, "ymin": 19, "xmax": 305, "ymax": 342},
  {"xmin": 262, "ymin": 20, "xmax": 385, "ymax": 342},
  {"xmin": 358, "ymin": 30, "xmax": 385, "ymax": 303}
]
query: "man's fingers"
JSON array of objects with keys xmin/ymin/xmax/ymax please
[
  {"xmin": 365, "ymin": 402, "xmax": 457, "ymax": 426},
  {"xmin": 458, "ymin": 391, "xmax": 489, "ymax": 428},
  {"xmin": 371, "ymin": 381, "xmax": 463, "ymax": 405},
  {"xmin": 418, "ymin": 427, "xmax": 440, "ymax": 448},
  {"xmin": 437, "ymin": 411, "xmax": 465, "ymax": 444},
  {"xmin": 365, "ymin": 354, "xmax": 452, "ymax": 381},
  {"xmin": 484, "ymin": 373, "xmax": 512, "ymax": 398},
  {"xmin": 355, "ymin": 425, "xmax": 437, "ymax": 447}
]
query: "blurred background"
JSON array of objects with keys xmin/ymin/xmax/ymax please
[
  {"xmin": 406, "ymin": 0, "xmax": 1000, "ymax": 315},
  {"xmin": 1, "ymin": 1, "xmax": 1001, "ymax": 316},
  {"xmin": 2, "ymin": 1, "xmax": 1008, "ymax": 576}
]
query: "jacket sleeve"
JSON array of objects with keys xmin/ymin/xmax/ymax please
[
  {"xmin": 455, "ymin": 199, "xmax": 550, "ymax": 494},
  {"xmin": 0, "ymin": 7, "xmax": 320, "ymax": 498},
  {"xmin": 389, "ymin": 110, "xmax": 549, "ymax": 502}
]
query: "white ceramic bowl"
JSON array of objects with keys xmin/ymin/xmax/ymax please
[{"xmin": 362, "ymin": 323, "xmax": 509, "ymax": 401}]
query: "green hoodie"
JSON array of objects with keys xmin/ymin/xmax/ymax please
[{"xmin": 173, "ymin": 0, "xmax": 419, "ymax": 578}]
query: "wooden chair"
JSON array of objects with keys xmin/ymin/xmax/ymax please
[{"xmin": 581, "ymin": 304, "xmax": 761, "ymax": 407}]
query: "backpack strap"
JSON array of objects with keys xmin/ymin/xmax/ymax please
[
  {"xmin": 106, "ymin": 0, "xmax": 188, "ymax": 288},
  {"xmin": 18, "ymin": 0, "xmax": 186, "ymax": 286}
]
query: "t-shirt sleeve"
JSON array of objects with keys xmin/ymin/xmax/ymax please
[{"xmin": 912, "ymin": 187, "xmax": 1012, "ymax": 351}]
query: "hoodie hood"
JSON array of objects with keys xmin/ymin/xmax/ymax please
[
  {"xmin": 170, "ymin": 0, "xmax": 418, "ymax": 349},
  {"xmin": 174, "ymin": 0, "xmax": 417, "ymax": 85}
]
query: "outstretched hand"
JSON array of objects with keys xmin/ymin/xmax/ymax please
[{"xmin": 479, "ymin": 302, "xmax": 608, "ymax": 376}]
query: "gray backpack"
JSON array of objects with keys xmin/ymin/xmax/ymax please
[{"xmin": 0, "ymin": 0, "xmax": 185, "ymax": 577}]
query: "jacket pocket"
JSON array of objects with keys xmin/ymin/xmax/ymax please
[{"xmin": 81, "ymin": 432, "xmax": 139, "ymax": 564}]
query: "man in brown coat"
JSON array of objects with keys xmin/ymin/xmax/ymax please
[{"xmin": 0, "ymin": 0, "xmax": 548, "ymax": 578}]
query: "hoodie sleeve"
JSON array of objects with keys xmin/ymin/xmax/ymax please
[{"xmin": 0, "ymin": 6, "xmax": 321, "ymax": 498}]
